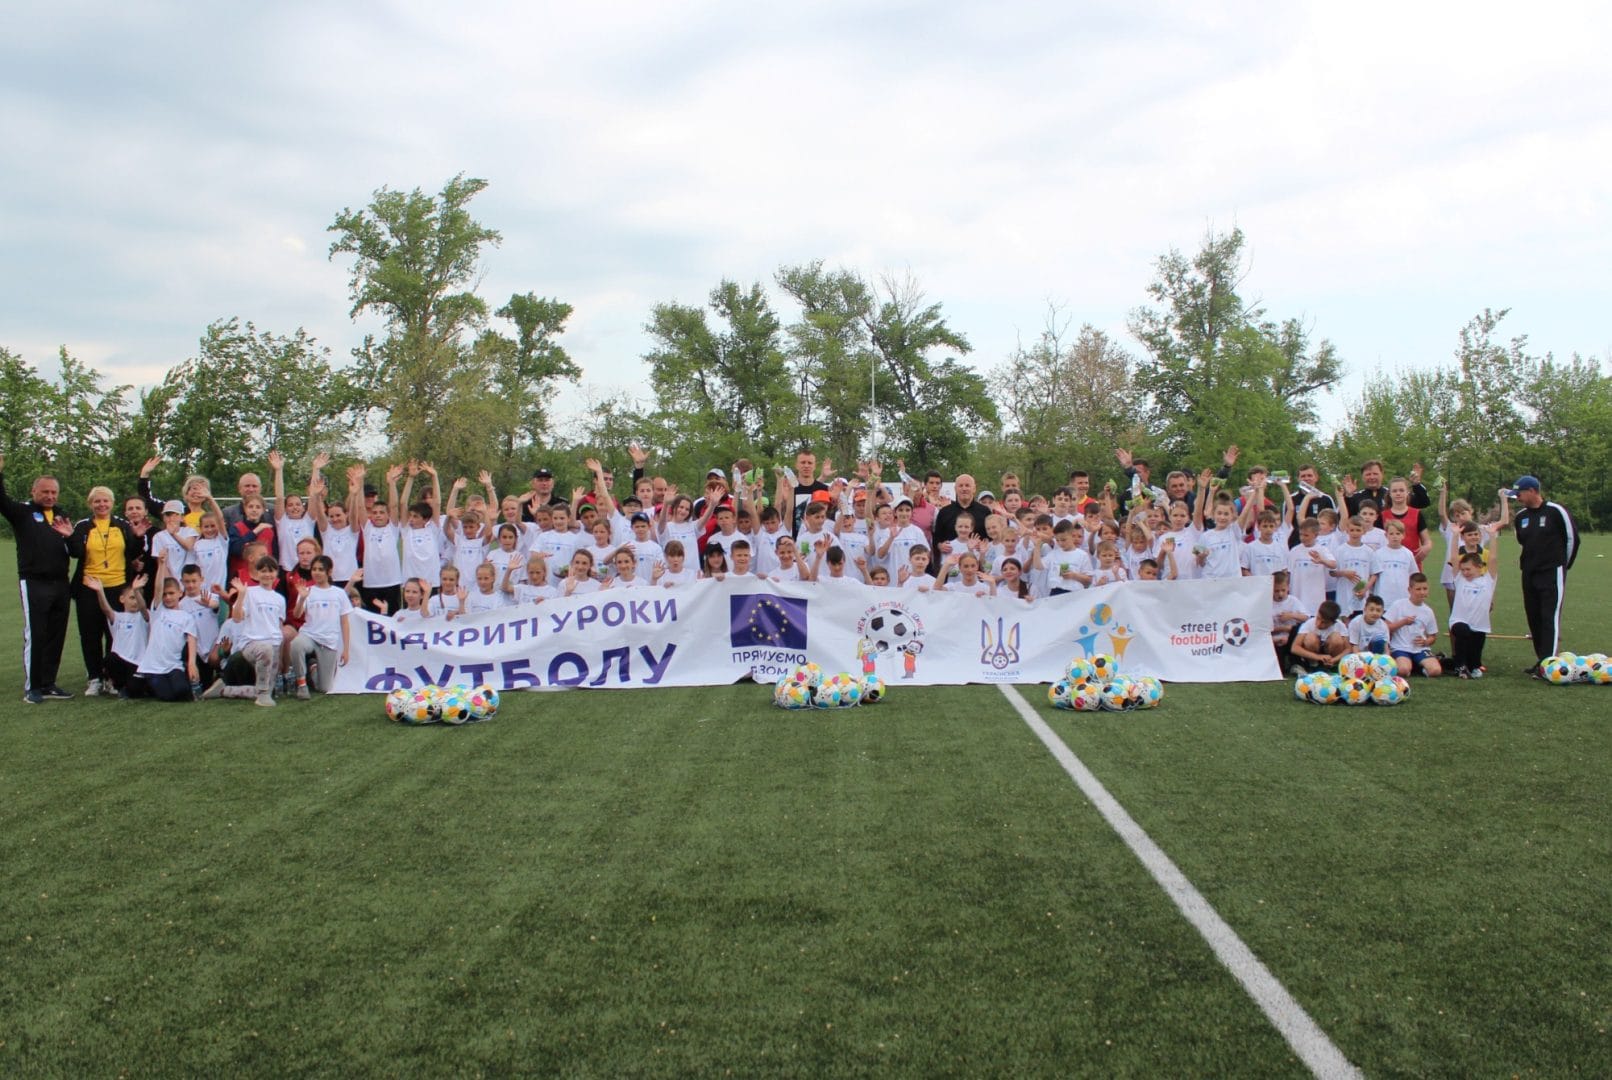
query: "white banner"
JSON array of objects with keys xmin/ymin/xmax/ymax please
[{"xmin": 332, "ymin": 577, "xmax": 1279, "ymax": 693}]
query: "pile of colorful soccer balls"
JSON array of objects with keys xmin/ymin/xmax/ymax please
[
  {"xmin": 1047, "ymin": 654, "xmax": 1164, "ymax": 712},
  {"xmin": 384, "ymin": 684, "xmax": 501, "ymax": 725},
  {"xmin": 1537, "ymin": 651, "xmax": 1612, "ymax": 685},
  {"xmin": 1294, "ymin": 652, "xmax": 1409, "ymax": 706},
  {"xmin": 772, "ymin": 663, "xmax": 886, "ymax": 710}
]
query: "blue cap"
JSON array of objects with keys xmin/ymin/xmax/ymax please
[{"xmin": 1513, "ymin": 475, "xmax": 1540, "ymax": 491}]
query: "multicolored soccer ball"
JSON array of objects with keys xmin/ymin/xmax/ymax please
[
  {"xmin": 834, "ymin": 674, "xmax": 863, "ymax": 707},
  {"xmin": 1366, "ymin": 653, "xmax": 1397, "ymax": 684},
  {"xmin": 1370, "ymin": 679, "xmax": 1403, "ymax": 706},
  {"xmin": 813, "ymin": 676, "xmax": 852, "ymax": 709},
  {"xmin": 1066, "ymin": 657, "xmax": 1095, "ymax": 684},
  {"xmin": 1309, "ymin": 675, "xmax": 1342, "ymax": 705},
  {"xmin": 384, "ymin": 687, "xmax": 413, "ymax": 722},
  {"xmin": 1340, "ymin": 678, "xmax": 1371, "ymax": 706},
  {"xmin": 860, "ymin": 674, "xmax": 886, "ymax": 704},
  {"xmin": 1338, "ymin": 654, "xmax": 1371, "ymax": 682},
  {"xmin": 1568, "ymin": 654, "xmax": 1594, "ymax": 682},
  {"xmin": 399, "ymin": 688, "xmax": 439, "ymax": 724},
  {"xmin": 1048, "ymin": 679, "xmax": 1075, "ymax": 709},
  {"xmin": 1391, "ymin": 675, "xmax": 1411, "ymax": 699},
  {"xmin": 437, "ymin": 687, "xmax": 472, "ymax": 725},
  {"xmin": 1586, "ymin": 654, "xmax": 1611, "ymax": 685},
  {"xmin": 1541, "ymin": 656, "xmax": 1574, "ymax": 685},
  {"xmin": 1099, "ymin": 681, "xmax": 1131, "ymax": 711},
  {"xmin": 467, "ymin": 684, "xmax": 499, "ymax": 720},
  {"xmin": 775, "ymin": 681, "xmax": 813, "ymax": 709},
  {"xmin": 1294, "ymin": 674, "xmax": 1317, "ymax": 701},
  {"xmin": 1070, "ymin": 681, "xmax": 1104, "ymax": 711},
  {"xmin": 1089, "ymin": 655, "xmax": 1118, "ymax": 683},
  {"xmin": 1134, "ymin": 676, "xmax": 1164, "ymax": 708}
]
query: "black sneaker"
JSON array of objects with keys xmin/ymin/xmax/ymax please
[
  {"xmin": 1527, "ymin": 665, "xmax": 1546, "ymax": 680},
  {"xmin": 40, "ymin": 685, "xmax": 73, "ymax": 700},
  {"xmin": 23, "ymin": 690, "xmax": 45, "ymax": 704}
]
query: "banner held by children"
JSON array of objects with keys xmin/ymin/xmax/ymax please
[{"xmin": 331, "ymin": 577, "xmax": 1279, "ymax": 693}]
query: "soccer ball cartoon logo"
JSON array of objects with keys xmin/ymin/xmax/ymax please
[
  {"xmin": 865, "ymin": 606, "xmax": 918, "ymax": 656},
  {"xmin": 1221, "ymin": 618, "xmax": 1251, "ymax": 648}
]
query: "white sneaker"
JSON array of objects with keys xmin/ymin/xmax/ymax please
[
  {"xmin": 255, "ymin": 694, "xmax": 276, "ymax": 708},
  {"xmin": 84, "ymin": 679, "xmax": 103, "ymax": 697}
]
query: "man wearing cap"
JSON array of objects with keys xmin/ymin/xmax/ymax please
[
  {"xmin": 0, "ymin": 455, "xmax": 76, "ymax": 702},
  {"xmin": 1509, "ymin": 475, "xmax": 1579, "ymax": 675},
  {"xmin": 520, "ymin": 467, "xmax": 559, "ymax": 522}
]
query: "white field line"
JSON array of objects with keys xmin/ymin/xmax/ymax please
[{"xmin": 998, "ymin": 685, "xmax": 1362, "ymax": 1080}]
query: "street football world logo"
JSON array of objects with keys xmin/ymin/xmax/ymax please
[
  {"xmin": 729, "ymin": 594, "xmax": 810, "ymax": 678},
  {"xmin": 1169, "ymin": 615, "xmax": 1251, "ymax": 655}
]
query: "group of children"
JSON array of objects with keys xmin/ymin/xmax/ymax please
[
  {"xmin": 92, "ymin": 452, "xmax": 1512, "ymax": 704},
  {"xmin": 1270, "ymin": 484, "xmax": 1507, "ymax": 681}
]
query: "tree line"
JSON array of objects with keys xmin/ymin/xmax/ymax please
[{"xmin": 3, "ymin": 175, "xmax": 1607, "ymax": 528}]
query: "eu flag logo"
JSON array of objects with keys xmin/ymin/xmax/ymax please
[{"xmin": 730, "ymin": 594, "xmax": 809, "ymax": 649}]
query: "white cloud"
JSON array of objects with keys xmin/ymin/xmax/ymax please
[{"xmin": 3, "ymin": 0, "xmax": 1609, "ymax": 447}]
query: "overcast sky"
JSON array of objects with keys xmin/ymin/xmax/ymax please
[{"xmin": 4, "ymin": 0, "xmax": 1609, "ymax": 441}]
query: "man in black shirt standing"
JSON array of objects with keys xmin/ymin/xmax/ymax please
[
  {"xmin": 0, "ymin": 455, "xmax": 76, "ymax": 703},
  {"xmin": 1509, "ymin": 475, "xmax": 1579, "ymax": 675},
  {"xmin": 1343, "ymin": 459, "xmax": 1430, "ymax": 517}
]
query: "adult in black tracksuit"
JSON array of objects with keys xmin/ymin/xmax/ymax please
[
  {"xmin": 0, "ymin": 457, "xmax": 76, "ymax": 702},
  {"xmin": 1509, "ymin": 475, "xmax": 1579, "ymax": 670}
]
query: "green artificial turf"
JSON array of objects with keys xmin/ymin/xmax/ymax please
[{"xmin": 0, "ymin": 536, "xmax": 1608, "ymax": 1076}]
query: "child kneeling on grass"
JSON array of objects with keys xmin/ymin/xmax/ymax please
[
  {"xmin": 203, "ymin": 556, "xmax": 286, "ymax": 707},
  {"xmin": 1288, "ymin": 600, "xmax": 1348, "ymax": 674},
  {"xmin": 1387, "ymin": 573, "xmax": 1442, "ymax": 678},
  {"xmin": 132, "ymin": 576, "xmax": 200, "ymax": 701}
]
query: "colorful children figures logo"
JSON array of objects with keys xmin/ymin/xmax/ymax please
[{"xmin": 1071, "ymin": 603, "xmax": 1135, "ymax": 662}]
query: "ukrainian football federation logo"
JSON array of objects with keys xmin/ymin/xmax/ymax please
[
  {"xmin": 980, "ymin": 617, "xmax": 1021, "ymax": 670},
  {"xmin": 730, "ymin": 594, "xmax": 809, "ymax": 649}
]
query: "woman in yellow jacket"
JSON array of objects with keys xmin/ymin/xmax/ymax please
[{"xmin": 66, "ymin": 485, "xmax": 141, "ymax": 696}]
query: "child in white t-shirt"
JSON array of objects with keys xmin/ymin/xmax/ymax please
[
  {"xmin": 653, "ymin": 541, "xmax": 699, "ymax": 587},
  {"xmin": 1285, "ymin": 518, "xmax": 1335, "ymax": 613},
  {"xmin": 458, "ymin": 562, "xmax": 513, "ymax": 615},
  {"xmin": 1331, "ymin": 516, "xmax": 1377, "ymax": 619},
  {"xmin": 1371, "ymin": 520, "xmax": 1419, "ymax": 607},
  {"xmin": 1346, "ymin": 595, "xmax": 1391, "ymax": 655},
  {"xmin": 505, "ymin": 551, "xmax": 559, "ymax": 606},
  {"xmin": 1385, "ymin": 574, "xmax": 1441, "ymax": 678},
  {"xmin": 1448, "ymin": 530, "xmax": 1500, "ymax": 678},
  {"xmin": 1270, "ymin": 571, "xmax": 1312, "ymax": 675}
]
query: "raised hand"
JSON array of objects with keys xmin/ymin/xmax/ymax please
[
  {"xmin": 628, "ymin": 441, "xmax": 648, "ymax": 467},
  {"xmin": 51, "ymin": 516, "xmax": 72, "ymax": 538},
  {"xmin": 1222, "ymin": 444, "xmax": 1240, "ymax": 467},
  {"xmin": 140, "ymin": 455, "xmax": 161, "ymax": 478},
  {"xmin": 385, "ymin": 463, "xmax": 405, "ymax": 484},
  {"xmin": 1114, "ymin": 447, "xmax": 1132, "ymax": 469},
  {"xmin": 451, "ymin": 476, "xmax": 468, "ymax": 491},
  {"xmin": 267, "ymin": 449, "xmax": 285, "ymax": 471},
  {"xmin": 347, "ymin": 464, "xmax": 365, "ymax": 483},
  {"xmin": 478, "ymin": 470, "xmax": 493, "ymax": 487},
  {"xmin": 1340, "ymin": 474, "xmax": 1358, "ymax": 496},
  {"xmin": 310, "ymin": 451, "xmax": 331, "ymax": 471}
]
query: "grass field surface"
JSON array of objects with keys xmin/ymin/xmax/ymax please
[{"xmin": 0, "ymin": 536, "xmax": 1608, "ymax": 1076}]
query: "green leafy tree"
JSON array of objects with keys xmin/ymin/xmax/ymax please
[
  {"xmin": 775, "ymin": 262, "xmax": 878, "ymax": 468},
  {"xmin": 153, "ymin": 318, "xmax": 364, "ymax": 481},
  {"xmin": 1129, "ymin": 227, "xmax": 1341, "ymax": 464},
  {"xmin": 862, "ymin": 274, "xmax": 994, "ymax": 471},
  {"xmin": 0, "ymin": 346, "xmax": 134, "ymax": 509},
  {"xmin": 987, "ymin": 306, "xmax": 1140, "ymax": 493},
  {"xmin": 643, "ymin": 280, "xmax": 804, "ymax": 465},
  {"xmin": 328, "ymin": 175, "xmax": 576, "ymax": 471}
]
